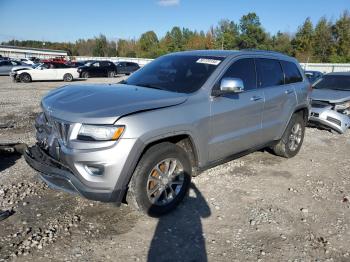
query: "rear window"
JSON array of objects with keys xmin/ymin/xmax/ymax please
[
  {"xmin": 256, "ymin": 59, "xmax": 284, "ymax": 88},
  {"xmin": 281, "ymin": 61, "xmax": 303, "ymax": 84}
]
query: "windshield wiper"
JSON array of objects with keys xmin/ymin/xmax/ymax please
[
  {"xmin": 135, "ymin": 83, "xmax": 164, "ymax": 90},
  {"xmin": 331, "ymin": 88, "xmax": 349, "ymax": 91}
]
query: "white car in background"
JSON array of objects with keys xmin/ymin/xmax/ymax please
[
  {"xmin": 11, "ymin": 63, "xmax": 80, "ymax": 83},
  {"xmin": 20, "ymin": 58, "xmax": 35, "ymax": 65}
]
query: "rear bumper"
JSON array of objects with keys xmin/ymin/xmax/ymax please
[
  {"xmin": 24, "ymin": 145, "xmax": 125, "ymax": 204},
  {"xmin": 309, "ymin": 106, "xmax": 350, "ymax": 134}
]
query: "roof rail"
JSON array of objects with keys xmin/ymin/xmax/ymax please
[{"xmin": 242, "ymin": 49, "xmax": 288, "ymax": 56}]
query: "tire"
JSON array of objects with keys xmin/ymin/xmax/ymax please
[
  {"xmin": 271, "ymin": 113, "xmax": 305, "ymax": 158},
  {"xmin": 108, "ymin": 71, "xmax": 116, "ymax": 78},
  {"xmin": 19, "ymin": 73, "xmax": 31, "ymax": 83},
  {"xmin": 63, "ymin": 73, "xmax": 73, "ymax": 82},
  {"xmin": 81, "ymin": 71, "xmax": 89, "ymax": 79},
  {"xmin": 127, "ymin": 142, "xmax": 192, "ymax": 217}
]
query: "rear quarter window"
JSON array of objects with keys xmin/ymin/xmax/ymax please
[
  {"xmin": 256, "ymin": 58, "xmax": 284, "ymax": 88},
  {"xmin": 281, "ymin": 60, "xmax": 303, "ymax": 84}
]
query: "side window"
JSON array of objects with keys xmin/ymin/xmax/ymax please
[
  {"xmin": 220, "ymin": 58, "xmax": 257, "ymax": 91},
  {"xmin": 280, "ymin": 61, "xmax": 303, "ymax": 84},
  {"xmin": 256, "ymin": 58, "xmax": 284, "ymax": 88},
  {"xmin": 92, "ymin": 62, "xmax": 100, "ymax": 67}
]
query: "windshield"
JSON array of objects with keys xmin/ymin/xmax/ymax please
[
  {"xmin": 33, "ymin": 63, "xmax": 43, "ymax": 69},
  {"xmin": 124, "ymin": 55, "xmax": 224, "ymax": 93},
  {"xmin": 313, "ymin": 75, "xmax": 350, "ymax": 91}
]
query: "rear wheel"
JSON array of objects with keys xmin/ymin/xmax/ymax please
[
  {"xmin": 108, "ymin": 71, "xmax": 116, "ymax": 78},
  {"xmin": 271, "ymin": 113, "xmax": 305, "ymax": 158},
  {"xmin": 81, "ymin": 71, "xmax": 89, "ymax": 78},
  {"xmin": 127, "ymin": 142, "xmax": 191, "ymax": 217},
  {"xmin": 19, "ymin": 73, "xmax": 31, "ymax": 83},
  {"xmin": 63, "ymin": 73, "xmax": 73, "ymax": 82}
]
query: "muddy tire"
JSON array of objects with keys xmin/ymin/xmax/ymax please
[
  {"xmin": 81, "ymin": 71, "xmax": 89, "ymax": 78},
  {"xmin": 19, "ymin": 73, "xmax": 31, "ymax": 83},
  {"xmin": 127, "ymin": 142, "xmax": 191, "ymax": 217},
  {"xmin": 63, "ymin": 73, "xmax": 73, "ymax": 82},
  {"xmin": 107, "ymin": 71, "xmax": 116, "ymax": 78},
  {"xmin": 271, "ymin": 113, "xmax": 305, "ymax": 158}
]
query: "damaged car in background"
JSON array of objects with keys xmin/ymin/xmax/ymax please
[{"xmin": 310, "ymin": 72, "xmax": 350, "ymax": 134}]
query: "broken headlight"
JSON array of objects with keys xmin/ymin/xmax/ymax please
[{"xmin": 334, "ymin": 101, "xmax": 350, "ymax": 111}]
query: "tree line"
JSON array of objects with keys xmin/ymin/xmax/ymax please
[{"xmin": 2, "ymin": 11, "xmax": 350, "ymax": 63}]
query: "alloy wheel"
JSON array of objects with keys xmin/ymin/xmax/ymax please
[
  {"xmin": 288, "ymin": 123, "xmax": 302, "ymax": 151},
  {"xmin": 146, "ymin": 158, "xmax": 185, "ymax": 206}
]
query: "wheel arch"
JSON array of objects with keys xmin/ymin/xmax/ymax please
[
  {"xmin": 119, "ymin": 133, "xmax": 200, "ymax": 203},
  {"xmin": 278, "ymin": 105, "xmax": 309, "ymax": 141},
  {"xmin": 19, "ymin": 71, "xmax": 32, "ymax": 81}
]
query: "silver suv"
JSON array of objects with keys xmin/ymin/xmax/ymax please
[{"xmin": 25, "ymin": 50, "xmax": 310, "ymax": 216}]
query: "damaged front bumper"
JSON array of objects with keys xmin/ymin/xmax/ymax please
[
  {"xmin": 309, "ymin": 104, "xmax": 350, "ymax": 134},
  {"xmin": 24, "ymin": 145, "xmax": 125, "ymax": 204}
]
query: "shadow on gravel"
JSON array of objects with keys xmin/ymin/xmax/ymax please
[
  {"xmin": 148, "ymin": 184, "xmax": 211, "ymax": 262},
  {"xmin": 0, "ymin": 143, "xmax": 27, "ymax": 172},
  {"xmin": 0, "ymin": 154, "xmax": 21, "ymax": 172}
]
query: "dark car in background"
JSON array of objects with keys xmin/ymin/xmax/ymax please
[
  {"xmin": 115, "ymin": 61, "xmax": 140, "ymax": 75},
  {"xmin": 67, "ymin": 61, "xmax": 85, "ymax": 68},
  {"xmin": 78, "ymin": 61, "xmax": 117, "ymax": 78},
  {"xmin": 305, "ymin": 70, "xmax": 323, "ymax": 84}
]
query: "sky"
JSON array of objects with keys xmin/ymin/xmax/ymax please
[{"xmin": 0, "ymin": 0, "xmax": 349, "ymax": 43}]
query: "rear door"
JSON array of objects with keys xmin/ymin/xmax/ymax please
[
  {"xmin": 257, "ymin": 58, "xmax": 298, "ymax": 142},
  {"xmin": 100, "ymin": 61, "xmax": 109, "ymax": 76},
  {"xmin": 117, "ymin": 62, "xmax": 126, "ymax": 74},
  {"xmin": 55, "ymin": 63, "xmax": 69, "ymax": 79},
  {"xmin": 209, "ymin": 58, "xmax": 264, "ymax": 162}
]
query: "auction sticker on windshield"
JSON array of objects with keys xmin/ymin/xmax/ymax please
[{"xmin": 196, "ymin": 58, "xmax": 221, "ymax": 65}]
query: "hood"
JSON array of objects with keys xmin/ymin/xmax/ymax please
[
  {"xmin": 11, "ymin": 66, "xmax": 32, "ymax": 72},
  {"xmin": 311, "ymin": 88, "xmax": 350, "ymax": 103},
  {"xmin": 42, "ymin": 84, "xmax": 188, "ymax": 124}
]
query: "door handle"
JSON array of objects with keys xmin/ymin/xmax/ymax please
[
  {"xmin": 285, "ymin": 89, "xmax": 294, "ymax": 94},
  {"xmin": 250, "ymin": 96, "xmax": 263, "ymax": 101}
]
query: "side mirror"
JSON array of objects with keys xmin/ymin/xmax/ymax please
[{"xmin": 212, "ymin": 77, "xmax": 245, "ymax": 96}]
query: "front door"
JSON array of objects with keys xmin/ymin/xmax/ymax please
[{"xmin": 209, "ymin": 58, "xmax": 264, "ymax": 162}]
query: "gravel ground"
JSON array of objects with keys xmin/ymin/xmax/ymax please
[{"xmin": 0, "ymin": 76, "xmax": 349, "ymax": 262}]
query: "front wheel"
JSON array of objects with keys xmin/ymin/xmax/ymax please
[
  {"xmin": 271, "ymin": 113, "xmax": 305, "ymax": 158},
  {"xmin": 127, "ymin": 142, "xmax": 191, "ymax": 217},
  {"xmin": 63, "ymin": 73, "xmax": 73, "ymax": 82},
  {"xmin": 19, "ymin": 73, "xmax": 31, "ymax": 83}
]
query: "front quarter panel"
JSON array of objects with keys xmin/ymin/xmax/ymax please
[{"xmin": 116, "ymin": 94, "xmax": 210, "ymax": 168}]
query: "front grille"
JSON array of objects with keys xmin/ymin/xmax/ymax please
[
  {"xmin": 326, "ymin": 116, "xmax": 341, "ymax": 126},
  {"xmin": 43, "ymin": 112, "xmax": 71, "ymax": 145},
  {"xmin": 53, "ymin": 120, "xmax": 71, "ymax": 145}
]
